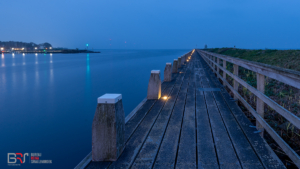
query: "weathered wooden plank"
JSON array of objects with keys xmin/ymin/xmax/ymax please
[
  {"xmin": 200, "ymin": 63, "xmax": 242, "ymax": 169},
  {"xmin": 176, "ymin": 65, "xmax": 196, "ymax": 168},
  {"xmin": 201, "ymin": 58, "xmax": 264, "ymax": 169},
  {"xmin": 195, "ymin": 59, "xmax": 219, "ymax": 169},
  {"xmin": 153, "ymin": 70, "xmax": 191, "ymax": 168},
  {"xmin": 131, "ymin": 64, "xmax": 189, "ymax": 168},
  {"xmin": 200, "ymin": 55, "xmax": 287, "ymax": 168},
  {"xmin": 107, "ymin": 73, "xmax": 183, "ymax": 169}
]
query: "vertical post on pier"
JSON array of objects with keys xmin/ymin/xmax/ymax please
[
  {"xmin": 233, "ymin": 64, "xmax": 239, "ymax": 101},
  {"xmin": 92, "ymin": 94, "xmax": 125, "ymax": 161},
  {"xmin": 256, "ymin": 73, "xmax": 265, "ymax": 137},
  {"xmin": 217, "ymin": 57, "xmax": 220, "ymax": 75},
  {"xmin": 172, "ymin": 59, "xmax": 178, "ymax": 73},
  {"xmin": 223, "ymin": 60, "xmax": 226, "ymax": 85},
  {"xmin": 147, "ymin": 70, "xmax": 161, "ymax": 99},
  {"xmin": 164, "ymin": 63, "xmax": 172, "ymax": 82},
  {"xmin": 181, "ymin": 56, "xmax": 184, "ymax": 65},
  {"xmin": 178, "ymin": 57, "xmax": 181, "ymax": 68}
]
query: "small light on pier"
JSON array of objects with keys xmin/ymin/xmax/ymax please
[
  {"xmin": 162, "ymin": 96, "xmax": 168, "ymax": 100},
  {"xmin": 0, "ymin": 48, "xmax": 4, "ymax": 51}
]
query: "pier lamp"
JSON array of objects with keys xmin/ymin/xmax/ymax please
[
  {"xmin": 22, "ymin": 48, "xmax": 24, "ymax": 50},
  {"xmin": 86, "ymin": 44, "xmax": 89, "ymax": 49},
  {"xmin": 35, "ymin": 47, "xmax": 37, "ymax": 50},
  {"xmin": 12, "ymin": 48, "xmax": 14, "ymax": 50},
  {"xmin": 49, "ymin": 47, "xmax": 52, "ymax": 50},
  {"xmin": 0, "ymin": 48, "xmax": 3, "ymax": 51}
]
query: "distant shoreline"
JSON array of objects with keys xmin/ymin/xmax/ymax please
[{"xmin": 1, "ymin": 49, "xmax": 100, "ymax": 54}]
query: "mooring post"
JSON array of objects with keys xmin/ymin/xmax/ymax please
[
  {"xmin": 256, "ymin": 73, "xmax": 265, "ymax": 137},
  {"xmin": 147, "ymin": 70, "xmax": 161, "ymax": 99},
  {"xmin": 223, "ymin": 60, "xmax": 226, "ymax": 85},
  {"xmin": 164, "ymin": 63, "xmax": 172, "ymax": 82},
  {"xmin": 172, "ymin": 59, "xmax": 178, "ymax": 73},
  {"xmin": 178, "ymin": 57, "xmax": 181, "ymax": 68},
  {"xmin": 92, "ymin": 94, "xmax": 125, "ymax": 161},
  {"xmin": 233, "ymin": 64, "xmax": 239, "ymax": 100}
]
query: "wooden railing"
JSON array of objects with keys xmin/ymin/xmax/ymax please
[{"xmin": 197, "ymin": 49, "xmax": 300, "ymax": 168}]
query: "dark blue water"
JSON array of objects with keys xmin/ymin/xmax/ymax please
[{"xmin": 0, "ymin": 49, "xmax": 190, "ymax": 168}]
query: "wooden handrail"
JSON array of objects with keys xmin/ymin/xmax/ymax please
[
  {"xmin": 201, "ymin": 50, "xmax": 300, "ymax": 89},
  {"xmin": 197, "ymin": 49, "xmax": 300, "ymax": 168}
]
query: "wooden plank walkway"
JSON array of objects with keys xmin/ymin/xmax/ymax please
[{"xmin": 84, "ymin": 51, "xmax": 286, "ymax": 169}]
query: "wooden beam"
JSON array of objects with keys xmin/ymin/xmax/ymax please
[
  {"xmin": 233, "ymin": 64, "xmax": 239, "ymax": 100},
  {"xmin": 223, "ymin": 60, "xmax": 226, "ymax": 86},
  {"xmin": 256, "ymin": 73, "xmax": 265, "ymax": 137},
  {"xmin": 199, "ymin": 51, "xmax": 300, "ymax": 129},
  {"xmin": 201, "ymin": 50, "xmax": 300, "ymax": 90}
]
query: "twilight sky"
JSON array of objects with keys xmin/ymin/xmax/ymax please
[{"xmin": 1, "ymin": 0, "xmax": 300, "ymax": 49}]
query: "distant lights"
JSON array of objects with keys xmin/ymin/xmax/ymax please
[
  {"xmin": 22, "ymin": 48, "xmax": 24, "ymax": 50},
  {"xmin": 35, "ymin": 47, "xmax": 37, "ymax": 50},
  {"xmin": 0, "ymin": 47, "xmax": 3, "ymax": 51},
  {"xmin": 12, "ymin": 48, "xmax": 14, "ymax": 50},
  {"xmin": 49, "ymin": 47, "xmax": 52, "ymax": 50}
]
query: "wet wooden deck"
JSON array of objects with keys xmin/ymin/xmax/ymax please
[{"xmin": 84, "ymin": 51, "xmax": 285, "ymax": 169}]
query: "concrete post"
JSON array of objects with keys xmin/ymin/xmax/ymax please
[
  {"xmin": 164, "ymin": 63, "xmax": 172, "ymax": 82},
  {"xmin": 233, "ymin": 64, "xmax": 239, "ymax": 100},
  {"xmin": 147, "ymin": 70, "xmax": 161, "ymax": 99},
  {"xmin": 92, "ymin": 94, "xmax": 125, "ymax": 161},
  {"xmin": 172, "ymin": 59, "xmax": 178, "ymax": 73},
  {"xmin": 181, "ymin": 56, "xmax": 184, "ymax": 65},
  {"xmin": 256, "ymin": 73, "xmax": 265, "ymax": 137},
  {"xmin": 178, "ymin": 57, "xmax": 181, "ymax": 68}
]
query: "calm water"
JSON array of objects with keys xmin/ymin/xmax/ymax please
[{"xmin": 0, "ymin": 49, "xmax": 190, "ymax": 168}]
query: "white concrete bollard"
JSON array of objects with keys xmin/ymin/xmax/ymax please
[
  {"xmin": 172, "ymin": 59, "xmax": 178, "ymax": 73},
  {"xmin": 164, "ymin": 63, "xmax": 172, "ymax": 82},
  {"xmin": 178, "ymin": 57, "xmax": 182, "ymax": 68},
  {"xmin": 147, "ymin": 70, "xmax": 161, "ymax": 99},
  {"xmin": 92, "ymin": 94, "xmax": 125, "ymax": 161}
]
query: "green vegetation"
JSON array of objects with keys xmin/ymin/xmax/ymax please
[{"xmin": 207, "ymin": 48, "xmax": 300, "ymax": 71}]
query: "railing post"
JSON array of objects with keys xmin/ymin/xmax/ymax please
[
  {"xmin": 223, "ymin": 60, "xmax": 226, "ymax": 85},
  {"xmin": 233, "ymin": 64, "xmax": 239, "ymax": 100},
  {"xmin": 164, "ymin": 63, "xmax": 172, "ymax": 82},
  {"xmin": 172, "ymin": 59, "xmax": 178, "ymax": 73},
  {"xmin": 256, "ymin": 73, "xmax": 265, "ymax": 137},
  {"xmin": 147, "ymin": 70, "xmax": 161, "ymax": 99},
  {"xmin": 217, "ymin": 57, "xmax": 220, "ymax": 74},
  {"xmin": 92, "ymin": 94, "xmax": 125, "ymax": 161},
  {"xmin": 178, "ymin": 57, "xmax": 181, "ymax": 68}
]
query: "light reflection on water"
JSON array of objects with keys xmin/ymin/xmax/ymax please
[{"xmin": 0, "ymin": 50, "xmax": 191, "ymax": 169}]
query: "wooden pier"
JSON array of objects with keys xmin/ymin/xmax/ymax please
[{"xmin": 76, "ymin": 49, "xmax": 300, "ymax": 169}]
